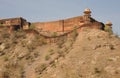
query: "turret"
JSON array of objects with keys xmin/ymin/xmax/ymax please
[
  {"xmin": 105, "ymin": 21, "xmax": 113, "ymax": 34},
  {"xmin": 84, "ymin": 8, "xmax": 91, "ymax": 16},
  {"xmin": 83, "ymin": 8, "xmax": 91, "ymax": 24},
  {"xmin": 105, "ymin": 21, "xmax": 112, "ymax": 28}
]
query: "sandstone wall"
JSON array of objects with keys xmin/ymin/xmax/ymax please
[
  {"xmin": 32, "ymin": 16, "xmax": 84, "ymax": 33},
  {"xmin": 33, "ymin": 20, "xmax": 63, "ymax": 32}
]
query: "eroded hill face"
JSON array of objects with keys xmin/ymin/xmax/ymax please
[
  {"xmin": 0, "ymin": 29, "xmax": 77, "ymax": 78},
  {"xmin": 40, "ymin": 28, "xmax": 120, "ymax": 78},
  {"xmin": 0, "ymin": 28, "xmax": 120, "ymax": 78}
]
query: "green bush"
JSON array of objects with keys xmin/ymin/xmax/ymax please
[
  {"xmin": 0, "ymin": 23, "xmax": 3, "ymax": 26},
  {"xmin": 71, "ymin": 26, "xmax": 78, "ymax": 40},
  {"xmin": 56, "ymin": 36, "xmax": 66, "ymax": 48},
  {"xmin": 48, "ymin": 49, "xmax": 54, "ymax": 55},
  {"xmin": 35, "ymin": 64, "xmax": 47, "ymax": 74},
  {"xmin": 29, "ymin": 24, "xmax": 35, "ymax": 29},
  {"xmin": 52, "ymin": 32, "xmax": 58, "ymax": 37},
  {"xmin": 45, "ymin": 54, "xmax": 51, "ymax": 60},
  {"xmin": 4, "ymin": 55, "xmax": 9, "ymax": 61}
]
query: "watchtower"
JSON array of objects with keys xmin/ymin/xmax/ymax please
[
  {"xmin": 83, "ymin": 8, "xmax": 91, "ymax": 24},
  {"xmin": 105, "ymin": 21, "xmax": 112, "ymax": 28},
  {"xmin": 84, "ymin": 8, "xmax": 91, "ymax": 16}
]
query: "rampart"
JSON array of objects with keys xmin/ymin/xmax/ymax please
[
  {"xmin": 31, "ymin": 14, "xmax": 104, "ymax": 36},
  {"xmin": 0, "ymin": 8, "xmax": 109, "ymax": 43},
  {"xmin": 0, "ymin": 8, "xmax": 106, "ymax": 37},
  {"xmin": 32, "ymin": 16, "xmax": 85, "ymax": 32}
]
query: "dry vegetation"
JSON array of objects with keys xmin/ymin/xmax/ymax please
[{"xmin": 0, "ymin": 28, "xmax": 120, "ymax": 78}]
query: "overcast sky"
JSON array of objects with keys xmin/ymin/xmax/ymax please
[{"xmin": 0, "ymin": 0, "xmax": 120, "ymax": 35}]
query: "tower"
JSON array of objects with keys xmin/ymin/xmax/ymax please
[
  {"xmin": 105, "ymin": 21, "xmax": 113, "ymax": 34},
  {"xmin": 105, "ymin": 21, "xmax": 112, "ymax": 28},
  {"xmin": 83, "ymin": 8, "xmax": 91, "ymax": 24},
  {"xmin": 84, "ymin": 8, "xmax": 91, "ymax": 16}
]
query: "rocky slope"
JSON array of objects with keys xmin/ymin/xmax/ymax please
[
  {"xmin": 40, "ymin": 28, "xmax": 120, "ymax": 78},
  {"xmin": 0, "ymin": 28, "xmax": 120, "ymax": 78}
]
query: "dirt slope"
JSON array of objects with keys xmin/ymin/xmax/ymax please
[
  {"xmin": 0, "ymin": 28, "xmax": 120, "ymax": 78},
  {"xmin": 40, "ymin": 28, "xmax": 120, "ymax": 78},
  {"xmin": 0, "ymin": 29, "xmax": 75, "ymax": 78}
]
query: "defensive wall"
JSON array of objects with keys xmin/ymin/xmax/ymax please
[
  {"xmin": 32, "ymin": 16, "xmax": 85, "ymax": 32},
  {"xmin": 0, "ymin": 8, "xmax": 112, "ymax": 40},
  {"xmin": 0, "ymin": 8, "xmax": 113, "ymax": 43},
  {"xmin": 32, "ymin": 15, "xmax": 104, "ymax": 36},
  {"xmin": 31, "ymin": 8, "xmax": 105, "ymax": 36}
]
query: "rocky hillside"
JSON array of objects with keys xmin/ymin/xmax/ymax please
[{"xmin": 0, "ymin": 28, "xmax": 120, "ymax": 78}]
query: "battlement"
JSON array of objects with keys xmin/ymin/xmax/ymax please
[
  {"xmin": 0, "ymin": 8, "xmax": 111, "ymax": 35},
  {"xmin": 31, "ymin": 11, "xmax": 102, "ymax": 35}
]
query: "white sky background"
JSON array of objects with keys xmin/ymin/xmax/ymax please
[{"xmin": 0, "ymin": 0, "xmax": 120, "ymax": 35}]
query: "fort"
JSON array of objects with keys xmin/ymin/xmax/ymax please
[
  {"xmin": 0, "ymin": 17, "xmax": 30, "ymax": 33},
  {"xmin": 0, "ymin": 8, "xmax": 112, "ymax": 37}
]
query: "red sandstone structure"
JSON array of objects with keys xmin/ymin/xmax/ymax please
[
  {"xmin": 0, "ymin": 17, "xmax": 30, "ymax": 33},
  {"xmin": 0, "ymin": 8, "xmax": 112, "ymax": 35},
  {"xmin": 32, "ymin": 8, "xmax": 105, "ymax": 36}
]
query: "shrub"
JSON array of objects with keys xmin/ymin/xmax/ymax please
[
  {"xmin": 34, "ymin": 35, "xmax": 47, "ymax": 46},
  {"xmin": 0, "ymin": 23, "xmax": 3, "ymax": 26},
  {"xmin": 94, "ymin": 68, "xmax": 101, "ymax": 74},
  {"xmin": 4, "ymin": 55, "xmax": 9, "ymax": 61},
  {"xmin": 29, "ymin": 24, "xmax": 35, "ymax": 29},
  {"xmin": 34, "ymin": 52, "xmax": 39, "ymax": 58},
  {"xmin": 35, "ymin": 64, "xmax": 47, "ymax": 74},
  {"xmin": 48, "ymin": 49, "xmax": 54, "ymax": 55},
  {"xmin": 56, "ymin": 36, "xmax": 66, "ymax": 48},
  {"xmin": 38, "ymin": 36, "xmax": 47, "ymax": 45},
  {"xmin": 20, "ymin": 66, "xmax": 25, "ymax": 78},
  {"xmin": 71, "ymin": 26, "xmax": 78, "ymax": 40},
  {"xmin": 57, "ymin": 50, "xmax": 64, "ymax": 57},
  {"xmin": 27, "ymin": 44, "xmax": 35, "ymax": 52},
  {"xmin": 52, "ymin": 32, "xmax": 58, "ymax": 37},
  {"xmin": 45, "ymin": 55, "xmax": 51, "ymax": 61}
]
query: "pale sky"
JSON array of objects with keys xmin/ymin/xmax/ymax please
[{"xmin": 0, "ymin": 0, "xmax": 120, "ymax": 35}]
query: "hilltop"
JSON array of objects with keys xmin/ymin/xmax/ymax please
[
  {"xmin": 0, "ymin": 8, "xmax": 119, "ymax": 78},
  {"xmin": 40, "ymin": 28, "xmax": 120, "ymax": 78},
  {"xmin": 0, "ymin": 27, "xmax": 120, "ymax": 78}
]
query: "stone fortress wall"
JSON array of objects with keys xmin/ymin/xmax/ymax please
[
  {"xmin": 31, "ymin": 8, "xmax": 106, "ymax": 36},
  {"xmin": 32, "ymin": 16, "xmax": 84, "ymax": 33},
  {"xmin": 0, "ymin": 8, "xmax": 112, "ymax": 36}
]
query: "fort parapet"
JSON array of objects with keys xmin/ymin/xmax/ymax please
[
  {"xmin": 0, "ymin": 8, "xmax": 109, "ymax": 35},
  {"xmin": 32, "ymin": 8, "xmax": 104, "ymax": 35},
  {"xmin": 32, "ymin": 16, "xmax": 85, "ymax": 33}
]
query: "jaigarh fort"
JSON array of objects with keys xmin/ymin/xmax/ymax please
[{"xmin": 0, "ymin": 8, "xmax": 112, "ymax": 38}]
